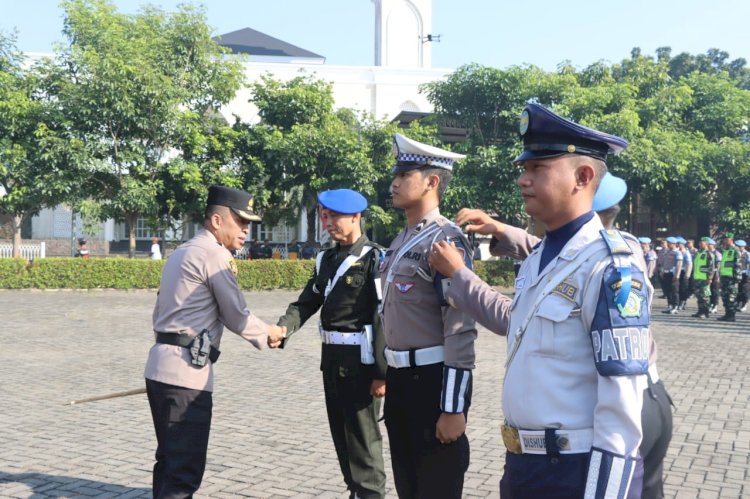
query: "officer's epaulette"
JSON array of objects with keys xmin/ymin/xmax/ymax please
[
  {"xmin": 599, "ymin": 229, "xmax": 633, "ymax": 308},
  {"xmin": 599, "ymin": 229, "xmax": 633, "ymax": 256}
]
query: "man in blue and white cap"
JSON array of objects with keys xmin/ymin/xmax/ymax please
[
  {"xmin": 379, "ymin": 134, "xmax": 477, "ymax": 498},
  {"xmin": 639, "ymin": 237, "xmax": 658, "ymax": 280},
  {"xmin": 675, "ymin": 237, "xmax": 692, "ymax": 310},
  {"xmin": 428, "ymin": 103, "xmax": 651, "ymax": 498},
  {"xmin": 661, "ymin": 237, "xmax": 682, "ymax": 314},
  {"xmin": 277, "ymin": 189, "xmax": 387, "ymax": 499}
]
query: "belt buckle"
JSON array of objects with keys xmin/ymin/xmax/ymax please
[{"xmin": 501, "ymin": 424, "xmax": 522, "ymax": 454}]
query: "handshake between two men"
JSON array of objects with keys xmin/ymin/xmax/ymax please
[{"xmin": 267, "ymin": 324, "xmax": 287, "ymax": 348}]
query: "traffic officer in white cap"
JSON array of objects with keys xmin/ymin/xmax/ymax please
[
  {"xmin": 145, "ymin": 185, "xmax": 286, "ymax": 498},
  {"xmin": 428, "ymin": 103, "xmax": 650, "ymax": 498},
  {"xmin": 379, "ymin": 134, "xmax": 477, "ymax": 498}
]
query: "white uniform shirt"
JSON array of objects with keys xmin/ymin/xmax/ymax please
[{"xmin": 448, "ymin": 216, "xmax": 649, "ymax": 464}]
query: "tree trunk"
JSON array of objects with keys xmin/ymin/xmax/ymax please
[
  {"xmin": 12, "ymin": 215, "xmax": 23, "ymax": 258},
  {"xmin": 127, "ymin": 213, "xmax": 138, "ymax": 259},
  {"xmin": 307, "ymin": 204, "xmax": 318, "ymax": 243}
]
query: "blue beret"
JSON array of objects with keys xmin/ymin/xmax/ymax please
[
  {"xmin": 317, "ymin": 189, "xmax": 367, "ymax": 214},
  {"xmin": 666, "ymin": 237, "xmax": 678, "ymax": 244},
  {"xmin": 592, "ymin": 172, "xmax": 627, "ymax": 211},
  {"xmin": 514, "ymin": 103, "xmax": 628, "ymax": 164},
  {"xmin": 638, "ymin": 237, "xmax": 652, "ymax": 244},
  {"xmin": 736, "ymin": 240, "xmax": 747, "ymax": 247},
  {"xmin": 707, "ymin": 238, "xmax": 717, "ymax": 245}
]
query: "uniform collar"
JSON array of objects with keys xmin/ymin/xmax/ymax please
[
  {"xmin": 337, "ymin": 234, "xmax": 369, "ymax": 255},
  {"xmin": 198, "ymin": 228, "xmax": 221, "ymax": 246},
  {"xmin": 546, "ymin": 212, "xmax": 601, "ymax": 262},
  {"xmin": 407, "ymin": 207, "xmax": 441, "ymax": 234}
]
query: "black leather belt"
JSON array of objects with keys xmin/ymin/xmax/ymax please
[{"xmin": 155, "ymin": 332, "xmax": 220, "ymax": 364}]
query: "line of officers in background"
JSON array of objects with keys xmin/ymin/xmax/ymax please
[{"xmin": 638, "ymin": 233, "xmax": 749, "ymax": 322}]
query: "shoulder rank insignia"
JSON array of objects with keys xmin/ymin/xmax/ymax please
[
  {"xmin": 600, "ymin": 229, "xmax": 633, "ymax": 255},
  {"xmin": 228, "ymin": 258, "xmax": 238, "ymax": 277}
]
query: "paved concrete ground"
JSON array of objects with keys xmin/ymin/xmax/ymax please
[{"xmin": 0, "ymin": 289, "xmax": 748, "ymax": 498}]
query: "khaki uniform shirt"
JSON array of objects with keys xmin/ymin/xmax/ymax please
[
  {"xmin": 144, "ymin": 229, "xmax": 268, "ymax": 391},
  {"xmin": 380, "ymin": 208, "xmax": 476, "ymax": 370}
]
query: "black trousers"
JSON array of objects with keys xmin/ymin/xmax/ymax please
[
  {"xmin": 641, "ymin": 376, "xmax": 674, "ymax": 499},
  {"xmin": 146, "ymin": 379, "xmax": 212, "ymax": 499},
  {"xmin": 662, "ymin": 272, "xmax": 678, "ymax": 307},
  {"xmin": 678, "ymin": 271, "xmax": 691, "ymax": 302},
  {"xmin": 384, "ymin": 363, "xmax": 471, "ymax": 499},
  {"xmin": 322, "ymin": 356, "xmax": 386, "ymax": 499}
]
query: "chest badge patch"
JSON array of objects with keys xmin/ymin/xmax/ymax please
[
  {"xmin": 616, "ymin": 290, "xmax": 644, "ymax": 318},
  {"xmin": 394, "ymin": 282, "xmax": 415, "ymax": 293}
]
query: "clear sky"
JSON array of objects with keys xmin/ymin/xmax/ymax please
[{"xmin": 1, "ymin": 0, "xmax": 749, "ymax": 71}]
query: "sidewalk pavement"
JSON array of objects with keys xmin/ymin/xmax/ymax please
[{"xmin": 0, "ymin": 289, "xmax": 747, "ymax": 498}]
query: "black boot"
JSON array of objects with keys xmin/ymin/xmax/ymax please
[{"xmin": 717, "ymin": 313, "xmax": 736, "ymax": 322}]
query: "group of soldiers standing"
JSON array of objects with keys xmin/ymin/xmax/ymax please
[{"xmin": 641, "ymin": 234, "xmax": 749, "ymax": 321}]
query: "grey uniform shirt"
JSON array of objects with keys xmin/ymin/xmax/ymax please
[
  {"xmin": 380, "ymin": 208, "xmax": 476, "ymax": 370},
  {"xmin": 144, "ymin": 229, "xmax": 269, "ymax": 392}
]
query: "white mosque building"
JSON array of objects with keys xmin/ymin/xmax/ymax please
[{"xmin": 26, "ymin": 0, "xmax": 458, "ymax": 255}]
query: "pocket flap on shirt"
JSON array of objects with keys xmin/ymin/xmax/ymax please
[{"xmin": 536, "ymin": 296, "xmax": 576, "ymax": 322}]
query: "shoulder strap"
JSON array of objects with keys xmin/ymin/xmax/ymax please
[{"xmin": 600, "ymin": 229, "xmax": 633, "ymax": 309}]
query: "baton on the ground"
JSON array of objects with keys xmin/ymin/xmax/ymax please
[{"xmin": 63, "ymin": 387, "xmax": 147, "ymax": 406}]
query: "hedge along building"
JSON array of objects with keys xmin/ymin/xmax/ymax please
[{"xmin": 24, "ymin": 0, "xmax": 455, "ymax": 256}]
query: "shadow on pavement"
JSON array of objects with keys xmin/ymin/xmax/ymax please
[
  {"xmin": 0, "ymin": 471, "xmax": 149, "ymax": 498},
  {"xmin": 651, "ymin": 310, "xmax": 749, "ymax": 334}
]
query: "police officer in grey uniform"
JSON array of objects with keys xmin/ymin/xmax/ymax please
[
  {"xmin": 380, "ymin": 134, "xmax": 477, "ymax": 498},
  {"xmin": 277, "ymin": 189, "xmax": 387, "ymax": 499},
  {"xmin": 429, "ymin": 104, "xmax": 649, "ymax": 498},
  {"xmin": 144, "ymin": 185, "xmax": 286, "ymax": 499}
]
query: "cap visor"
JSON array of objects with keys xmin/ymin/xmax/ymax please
[
  {"xmin": 232, "ymin": 207, "xmax": 261, "ymax": 222},
  {"xmin": 512, "ymin": 150, "xmax": 567, "ymax": 164}
]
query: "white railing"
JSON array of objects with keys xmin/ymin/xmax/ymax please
[{"xmin": 0, "ymin": 242, "xmax": 46, "ymax": 260}]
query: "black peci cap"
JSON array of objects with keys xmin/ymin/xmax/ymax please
[{"xmin": 207, "ymin": 185, "xmax": 261, "ymax": 222}]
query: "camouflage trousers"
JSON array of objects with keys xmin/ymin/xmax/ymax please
[
  {"xmin": 694, "ymin": 280, "xmax": 712, "ymax": 313},
  {"xmin": 720, "ymin": 276, "xmax": 739, "ymax": 314}
]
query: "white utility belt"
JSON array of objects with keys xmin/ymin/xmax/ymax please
[
  {"xmin": 384, "ymin": 345, "xmax": 444, "ymax": 369},
  {"xmin": 319, "ymin": 329, "xmax": 364, "ymax": 346},
  {"xmin": 501, "ymin": 425, "xmax": 593, "ymax": 455},
  {"xmin": 319, "ymin": 323, "xmax": 375, "ymax": 365}
]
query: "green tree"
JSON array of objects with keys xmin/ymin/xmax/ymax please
[
  {"xmin": 238, "ymin": 74, "xmax": 393, "ymax": 243},
  {"xmin": 0, "ymin": 33, "xmax": 87, "ymax": 257},
  {"xmin": 55, "ymin": 0, "xmax": 244, "ymax": 257}
]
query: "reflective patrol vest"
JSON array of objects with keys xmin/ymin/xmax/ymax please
[
  {"xmin": 693, "ymin": 251, "xmax": 711, "ymax": 281},
  {"xmin": 719, "ymin": 247, "xmax": 737, "ymax": 277}
]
